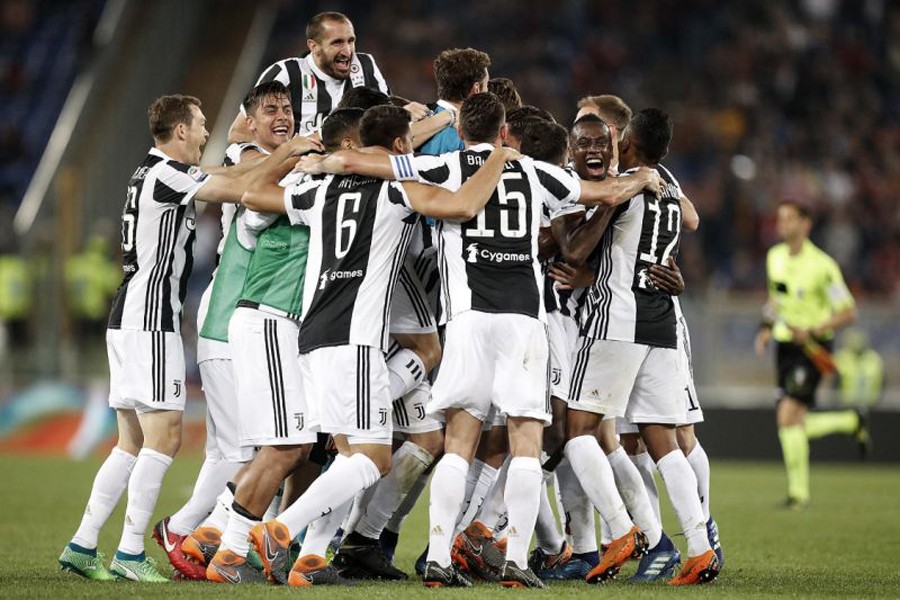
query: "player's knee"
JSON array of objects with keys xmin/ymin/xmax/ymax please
[
  {"xmin": 620, "ymin": 432, "xmax": 642, "ymax": 455},
  {"xmin": 676, "ymin": 425, "xmax": 696, "ymax": 455},
  {"xmin": 409, "ymin": 430, "xmax": 444, "ymax": 458}
]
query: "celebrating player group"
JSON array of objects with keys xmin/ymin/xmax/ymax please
[{"xmin": 57, "ymin": 11, "xmax": 723, "ymax": 589}]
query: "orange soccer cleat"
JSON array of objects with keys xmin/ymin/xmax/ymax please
[
  {"xmin": 206, "ymin": 549, "xmax": 265, "ymax": 584},
  {"xmin": 181, "ymin": 526, "xmax": 222, "ymax": 567},
  {"xmin": 249, "ymin": 520, "xmax": 292, "ymax": 584},
  {"xmin": 668, "ymin": 548, "xmax": 720, "ymax": 586},
  {"xmin": 585, "ymin": 525, "xmax": 649, "ymax": 583}
]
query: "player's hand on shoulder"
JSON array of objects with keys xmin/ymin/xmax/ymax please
[
  {"xmin": 294, "ymin": 153, "xmax": 327, "ymax": 174},
  {"xmin": 498, "ymin": 146, "xmax": 523, "ymax": 162},
  {"xmin": 287, "ymin": 135, "xmax": 324, "ymax": 157},
  {"xmin": 404, "ymin": 101, "xmax": 431, "ymax": 122},
  {"xmin": 634, "ymin": 166, "xmax": 664, "ymax": 196}
]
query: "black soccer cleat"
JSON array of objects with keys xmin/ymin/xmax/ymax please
[
  {"xmin": 334, "ymin": 531, "xmax": 408, "ymax": 580},
  {"xmin": 422, "ymin": 561, "xmax": 473, "ymax": 588},
  {"xmin": 500, "ymin": 560, "xmax": 545, "ymax": 588}
]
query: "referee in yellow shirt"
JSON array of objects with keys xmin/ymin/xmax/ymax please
[{"xmin": 755, "ymin": 200, "xmax": 864, "ymax": 508}]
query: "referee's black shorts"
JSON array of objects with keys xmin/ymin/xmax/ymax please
[{"xmin": 775, "ymin": 340, "xmax": 832, "ymax": 406}]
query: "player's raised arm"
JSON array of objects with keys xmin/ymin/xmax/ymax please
[
  {"xmin": 578, "ymin": 166, "xmax": 663, "ymax": 207},
  {"xmin": 229, "ymin": 136, "xmax": 321, "ymax": 211},
  {"xmin": 403, "ymin": 146, "xmax": 520, "ymax": 220},
  {"xmin": 295, "ymin": 147, "xmax": 396, "ymax": 179}
]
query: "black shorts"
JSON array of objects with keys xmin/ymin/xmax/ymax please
[{"xmin": 775, "ymin": 340, "xmax": 832, "ymax": 406}]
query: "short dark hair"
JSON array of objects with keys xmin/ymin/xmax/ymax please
[
  {"xmin": 628, "ymin": 108, "xmax": 672, "ymax": 164},
  {"xmin": 322, "ymin": 108, "xmax": 364, "ymax": 152},
  {"xmin": 306, "ymin": 11, "xmax": 350, "ymax": 42},
  {"xmin": 507, "ymin": 105, "xmax": 555, "ymax": 142},
  {"xmin": 148, "ymin": 94, "xmax": 201, "ymax": 142},
  {"xmin": 459, "ymin": 92, "xmax": 505, "ymax": 144},
  {"xmin": 520, "ymin": 120, "xmax": 568, "ymax": 166},
  {"xmin": 242, "ymin": 81, "xmax": 291, "ymax": 115},
  {"xmin": 359, "ymin": 105, "xmax": 410, "ymax": 149},
  {"xmin": 487, "ymin": 77, "xmax": 522, "ymax": 112},
  {"xmin": 434, "ymin": 48, "xmax": 491, "ymax": 102},
  {"xmin": 337, "ymin": 87, "xmax": 391, "ymax": 110}
]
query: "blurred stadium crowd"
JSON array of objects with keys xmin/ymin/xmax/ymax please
[{"xmin": 1, "ymin": 0, "xmax": 898, "ymax": 300}]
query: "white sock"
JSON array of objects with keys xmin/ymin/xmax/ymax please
[
  {"xmin": 356, "ymin": 442, "xmax": 433, "ymax": 539},
  {"xmin": 263, "ymin": 485, "xmax": 284, "ymax": 521},
  {"xmin": 427, "ymin": 453, "xmax": 469, "ymax": 567},
  {"xmin": 534, "ymin": 479, "xmax": 564, "ymax": 553},
  {"xmin": 630, "ymin": 451, "xmax": 662, "ymax": 524},
  {"xmin": 608, "ymin": 447, "xmax": 661, "ymax": 548},
  {"xmin": 456, "ymin": 460, "xmax": 498, "ymax": 533},
  {"xmin": 504, "ymin": 456, "xmax": 543, "ymax": 568},
  {"xmin": 656, "ymin": 449, "xmax": 710, "ymax": 557},
  {"xmin": 474, "ymin": 456, "xmax": 510, "ymax": 531},
  {"xmin": 201, "ymin": 486, "xmax": 233, "ymax": 532},
  {"xmin": 168, "ymin": 457, "xmax": 243, "ymax": 535},
  {"xmin": 564, "ymin": 435, "xmax": 633, "ymax": 539},
  {"xmin": 600, "ymin": 517, "xmax": 613, "ymax": 547},
  {"xmin": 343, "ymin": 477, "xmax": 378, "ymax": 536},
  {"xmin": 385, "ymin": 470, "xmax": 429, "ymax": 534},
  {"xmin": 72, "ymin": 447, "xmax": 137, "ymax": 549},
  {"xmin": 300, "ymin": 497, "xmax": 353, "ymax": 557},
  {"xmin": 458, "ymin": 458, "xmax": 485, "ymax": 519},
  {"xmin": 117, "ymin": 448, "xmax": 173, "ymax": 555},
  {"xmin": 277, "ymin": 453, "xmax": 381, "ymax": 540},
  {"xmin": 386, "ymin": 349, "xmax": 426, "ymax": 400},
  {"xmin": 686, "ymin": 442, "xmax": 711, "ymax": 520},
  {"xmin": 556, "ymin": 459, "xmax": 597, "ymax": 553},
  {"xmin": 220, "ymin": 507, "xmax": 258, "ymax": 557}
]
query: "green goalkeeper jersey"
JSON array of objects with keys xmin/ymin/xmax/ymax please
[{"xmin": 238, "ymin": 215, "xmax": 310, "ymax": 319}]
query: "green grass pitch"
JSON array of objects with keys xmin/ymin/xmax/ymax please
[{"xmin": 2, "ymin": 454, "xmax": 900, "ymax": 598}]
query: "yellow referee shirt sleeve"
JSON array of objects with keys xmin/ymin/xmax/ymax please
[{"xmin": 822, "ymin": 255, "xmax": 855, "ymax": 313}]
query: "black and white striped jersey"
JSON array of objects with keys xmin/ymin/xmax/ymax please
[
  {"xmin": 108, "ymin": 148, "xmax": 209, "ymax": 333},
  {"xmin": 284, "ymin": 173, "xmax": 417, "ymax": 354},
  {"xmin": 578, "ymin": 164, "xmax": 684, "ymax": 348},
  {"xmin": 255, "ymin": 53, "xmax": 389, "ymax": 135},
  {"xmin": 390, "ymin": 144, "xmax": 583, "ymax": 322}
]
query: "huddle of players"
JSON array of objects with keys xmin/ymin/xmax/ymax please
[{"xmin": 58, "ymin": 11, "xmax": 722, "ymax": 589}]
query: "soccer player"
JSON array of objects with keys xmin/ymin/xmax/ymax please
[
  {"xmin": 755, "ymin": 200, "xmax": 860, "ymax": 508},
  {"xmin": 239, "ymin": 105, "xmax": 519, "ymax": 588},
  {"xmin": 58, "ymin": 94, "xmax": 312, "ymax": 582},
  {"xmin": 229, "ymin": 11, "xmax": 389, "ymax": 140},
  {"xmin": 566, "ymin": 108, "xmax": 719, "ymax": 586},
  {"xmin": 151, "ymin": 81, "xmax": 298, "ymax": 580}
]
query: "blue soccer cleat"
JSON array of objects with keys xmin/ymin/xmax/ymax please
[
  {"xmin": 631, "ymin": 532, "xmax": 681, "ymax": 582},
  {"xmin": 547, "ymin": 550, "xmax": 598, "ymax": 580},
  {"xmin": 706, "ymin": 517, "xmax": 724, "ymax": 569}
]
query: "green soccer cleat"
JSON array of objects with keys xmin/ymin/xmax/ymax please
[
  {"xmin": 58, "ymin": 544, "xmax": 116, "ymax": 581},
  {"xmin": 109, "ymin": 553, "xmax": 170, "ymax": 582}
]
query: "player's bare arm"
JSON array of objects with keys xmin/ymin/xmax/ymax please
[
  {"xmin": 547, "ymin": 261, "xmax": 595, "ymax": 290},
  {"xmin": 295, "ymin": 147, "xmax": 395, "ymax": 179},
  {"xmin": 681, "ymin": 193, "xmax": 700, "ymax": 231},
  {"xmin": 411, "ymin": 109, "xmax": 454, "ymax": 149},
  {"xmin": 578, "ymin": 166, "xmax": 663, "ymax": 207},
  {"xmin": 550, "ymin": 205, "xmax": 616, "ymax": 267},
  {"xmin": 203, "ymin": 136, "xmax": 321, "ymax": 205},
  {"xmin": 403, "ymin": 147, "xmax": 520, "ymax": 220}
]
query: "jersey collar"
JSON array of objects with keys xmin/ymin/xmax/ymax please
[
  {"xmin": 467, "ymin": 142, "xmax": 495, "ymax": 152},
  {"xmin": 150, "ymin": 147, "xmax": 176, "ymax": 161}
]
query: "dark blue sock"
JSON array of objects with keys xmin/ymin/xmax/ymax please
[
  {"xmin": 114, "ymin": 550, "xmax": 146, "ymax": 562},
  {"xmin": 68, "ymin": 542, "xmax": 97, "ymax": 557},
  {"xmin": 573, "ymin": 551, "xmax": 599, "ymax": 567}
]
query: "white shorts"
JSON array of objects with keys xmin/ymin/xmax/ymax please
[
  {"xmin": 392, "ymin": 381, "xmax": 443, "ymax": 434},
  {"xmin": 679, "ymin": 314, "xmax": 704, "ymax": 426},
  {"xmin": 481, "ymin": 406, "xmax": 507, "ymax": 432},
  {"xmin": 390, "ymin": 262, "xmax": 437, "ymax": 334},
  {"xmin": 228, "ymin": 307, "xmax": 318, "ymax": 447},
  {"xmin": 568, "ymin": 338, "xmax": 687, "ymax": 425},
  {"xmin": 107, "ymin": 329, "xmax": 186, "ymax": 412},
  {"xmin": 547, "ymin": 311, "xmax": 579, "ymax": 401},
  {"xmin": 300, "ymin": 344, "xmax": 393, "ymax": 445},
  {"xmin": 431, "ymin": 311, "xmax": 551, "ymax": 424},
  {"xmin": 198, "ymin": 359, "xmax": 253, "ymax": 462}
]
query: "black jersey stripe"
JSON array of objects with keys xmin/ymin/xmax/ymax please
[
  {"xmin": 258, "ymin": 62, "xmax": 283, "ymax": 84},
  {"xmin": 381, "ymin": 220, "xmax": 415, "ymax": 346},
  {"xmin": 398, "ymin": 263, "xmax": 431, "ymax": 328},
  {"xmin": 144, "ymin": 209, "xmax": 175, "ymax": 330}
]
